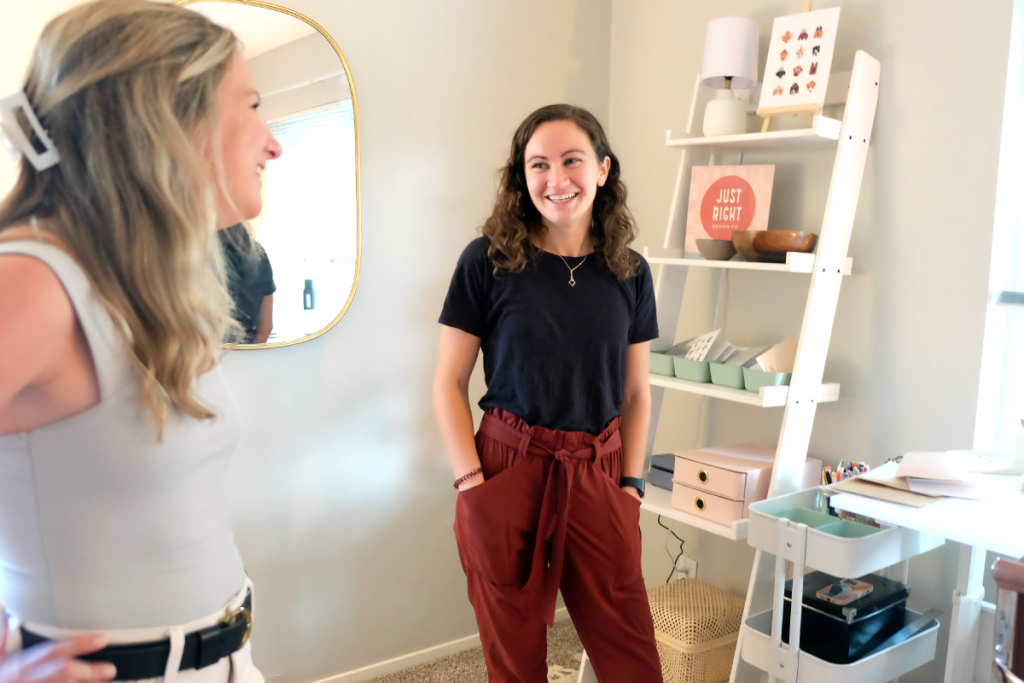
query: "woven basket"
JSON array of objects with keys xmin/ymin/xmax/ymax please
[{"xmin": 648, "ymin": 579, "xmax": 745, "ymax": 683}]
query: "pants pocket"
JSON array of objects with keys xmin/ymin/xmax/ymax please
[
  {"xmin": 598, "ymin": 469, "xmax": 644, "ymax": 588},
  {"xmin": 455, "ymin": 464, "xmax": 519, "ymax": 586}
]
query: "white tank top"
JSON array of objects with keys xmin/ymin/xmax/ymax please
[{"xmin": 0, "ymin": 241, "xmax": 246, "ymax": 629}]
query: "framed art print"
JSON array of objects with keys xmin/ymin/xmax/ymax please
[
  {"xmin": 757, "ymin": 7, "xmax": 841, "ymax": 112},
  {"xmin": 684, "ymin": 165, "xmax": 775, "ymax": 253}
]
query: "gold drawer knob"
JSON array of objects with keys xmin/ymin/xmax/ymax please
[
  {"xmin": 694, "ymin": 497, "xmax": 706, "ymax": 512},
  {"xmin": 697, "ymin": 469, "xmax": 709, "ymax": 485}
]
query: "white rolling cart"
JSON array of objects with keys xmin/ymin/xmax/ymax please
[
  {"xmin": 741, "ymin": 488, "xmax": 946, "ymax": 683},
  {"xmin": 577, "ymin": 50, "xmax": 882, "ymax": 683}
]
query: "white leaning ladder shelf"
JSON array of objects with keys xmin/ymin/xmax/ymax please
[
  {"xmin": 726, "ymin": 50, "xmax": 880, "ymax": 683},
  {"xmin": 577, "ymin": 51, "xmax": 883, "ymax": 683}
]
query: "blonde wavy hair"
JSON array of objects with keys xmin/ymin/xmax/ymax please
[{"xmin": 0, "ymin": 0, "xmax": 242, "ymax": 438}]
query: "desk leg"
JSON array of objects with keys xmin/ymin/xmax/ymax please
[
  {"xmin": 944, "ymin": 544, "xmax": 987, "ymax": 683},
  {"xmin": 577, "ymin": 650, "xmax": 598, "ymax": 683},
  {"xmin": 888, "ymin": 559, "xmax": 911, "ymax": 683}
]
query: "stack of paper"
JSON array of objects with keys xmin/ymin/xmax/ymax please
[
  {"xmin": 668, "ymin": 331, "xmax": 794, "ymax": 370},
  {"xmin": 756, "ymin": 338, "xmax": 798, "ymax": 373},
  {"xmin": 830, "ymin": 451, "xmax": 1007, "ymax": 507},
  {"xmin": 674, "ymin": 330, "xmax": 755, "ymax": 364},
  {"xmin": 895, "ymin": 452, "xmax": 987, "ymax": 500},
  {"xmin": 964, "ymin": 450, "xmax": 1024, "ymax": 476},
  {"xmin": 829, "ymin": 462, "xmax": 939, "ymax": 508}
]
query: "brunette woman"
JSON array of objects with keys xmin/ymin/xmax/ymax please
[
  {"xmin": 434, "ymin": 104, "xmax": 663, "ymax": 682},
  {"xmin": 0, "ymin": 1, "xmax": 280, "ymax": 681}
]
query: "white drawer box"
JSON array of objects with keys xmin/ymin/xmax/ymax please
[
  {"xmin": 673, "ymin": 444, "xmax": 822, "ymax": 524},
  {"xmin": 671, "ymin": 483, "xmax": 747, "ymax": 526}
]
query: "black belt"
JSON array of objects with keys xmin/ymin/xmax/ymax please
[{"xmin": 21, "ymin": 592, "xmax": 252, "ymax": 681}]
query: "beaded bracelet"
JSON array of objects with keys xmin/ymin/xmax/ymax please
[{"xmin": 454, "ymin": 467, "xmax": 483, "ymax": 490}]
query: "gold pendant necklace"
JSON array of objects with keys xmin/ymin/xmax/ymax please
[{"xmin": 557, "ymin": 254, "xmax": 587, "ymax": 287}]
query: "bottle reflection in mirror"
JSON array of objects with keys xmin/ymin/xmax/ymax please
[{"xmin": 303, "ymin": 279, "xmax": 315, "ymax": 310}]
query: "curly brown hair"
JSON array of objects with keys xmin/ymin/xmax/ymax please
[{"xmin": 482, "ymin": 104, "xmax": 639, "ymax": 280}]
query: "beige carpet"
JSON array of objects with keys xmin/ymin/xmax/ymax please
[{"xmin": 365, "ymin": 618, "xmax": 584, "ymax": 683}]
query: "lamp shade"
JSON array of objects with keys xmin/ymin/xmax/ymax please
[{"xmin": 701, "ymin": 17, "xmax": 759, "ymax": 90}]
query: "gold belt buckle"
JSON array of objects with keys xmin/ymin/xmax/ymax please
[{"xmin": 221, "ymin": 602, "xmax": 253, "ymax": 646}]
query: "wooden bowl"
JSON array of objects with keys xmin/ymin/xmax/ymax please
[
  {"xmin": 695, "ymin": 239, "xmax": 737, "ymax": 261},
  {"xmin": 730, "ymin": 232, "xmax": 763, "ymax": 262},
  {"xmin": 754, "ymin": 230, "xmax": 818, "ymax": 255}
]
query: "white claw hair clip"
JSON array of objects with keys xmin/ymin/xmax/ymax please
[{"xmin": 0, "ymin": 92, "xmax": 60, "ymax": 171}]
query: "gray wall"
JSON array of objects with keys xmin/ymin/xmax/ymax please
[
  {"xmin": 611, "ymin": 2, "xmax": 1013, "ymax": 681},
  {"xmin": 220, "ymin": 1, "xmax": 613, "ymax": 680},
  {"xmin": 1, "ymin": 1, "xmax": 1014, "ymax": 682}
]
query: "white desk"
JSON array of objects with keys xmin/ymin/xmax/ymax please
[{"xmin": 830, "ymin": 475, "xmax": 1024, "ymax": 683}]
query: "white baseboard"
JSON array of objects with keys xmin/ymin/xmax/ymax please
[{"xmin": 310, "ymin": 607, "xmax": 570, "ymax": 683}]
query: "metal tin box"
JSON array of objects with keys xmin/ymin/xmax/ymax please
[{"xmin": 782, "ymin": 571, "xmax": 909, "ymax": 664}]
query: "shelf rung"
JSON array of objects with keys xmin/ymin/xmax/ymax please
[
  {"xmin": 649, "ymin": 375, "xmax": 840, "ymax": 407},
  {"xmin": 665, "ymin": 116, "xmax": 841, "ymax": 153},
  {"xmin": 644, "ymin": 247, "xmax": 852, "ymax": 275}
]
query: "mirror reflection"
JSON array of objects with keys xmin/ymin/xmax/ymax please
[{"xmin": 186, "ymin": 1, "xmax": 359, "ymax": 347}]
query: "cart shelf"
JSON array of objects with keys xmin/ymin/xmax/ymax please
[
  {"xmin": 740, "ymin": 608, "xmax": 939, "ymax": 683},
  {"xmin": 747, "ymin": 488, "xmax": 945, "ymax": 578}
]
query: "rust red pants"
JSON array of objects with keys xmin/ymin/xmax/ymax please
[{"xmin": 454, "ymin": 409, "xmax": 663, "ymax": 683}]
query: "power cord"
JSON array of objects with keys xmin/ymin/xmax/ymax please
[
  {"xmin": 658, "ymin": 515, "xmax": 686, "ymax": 583},
  {"xmin": 657, "ymin": 270, "xmax": 730, "ymax": 584}
]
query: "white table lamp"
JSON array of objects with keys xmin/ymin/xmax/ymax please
[{"xmin": 701, "ymin": 17, "xmax": 759, "ymax": 137}]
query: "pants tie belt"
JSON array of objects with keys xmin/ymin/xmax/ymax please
[{"xmin": 478, "ymin": 413, "xmax": 621, "ymax": 626}]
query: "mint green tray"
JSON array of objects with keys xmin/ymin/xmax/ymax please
[
  {"xmin": 771, "ymin": 507, "xmax": 836, "ymax": 528},
  {"xmin": 650, "ymin": 352, "xmax": 675, "ymax": 377},
  {"xmin": 818, "ymin": 520, "xmax": 881, "ymax": 538},
  {"xmin": 743, "ymin": 367, "xmax": 792, "ymax": 394},
  {"xmin": 673, "ymin": 356, "xmax": 711, "ymax": 382},
  {"xmin": 710, "ymin": 362, "xmax": 745, "ymax": 390}
]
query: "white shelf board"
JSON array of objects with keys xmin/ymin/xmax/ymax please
[
  {"xmin": 649, "ymin": 374, "xmax": 840, "ymax": 408},
  {"xmin": 644, "ymin": 247, "xmax": 853, "ymax": 275},
  {"xmin": 640, "ymin": 482, "xmax": 748, "ymax": 541},
  {"xmin": 666, "ymin": 116, "xmax": 841, "ymax": 154}
]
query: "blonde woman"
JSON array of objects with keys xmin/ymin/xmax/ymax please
[{"xmin": 0, "ymin": 1, "xmax": 280, "ymax": 681}]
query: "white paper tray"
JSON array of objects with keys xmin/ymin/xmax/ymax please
[
  {"xmin": 740, "ymin": 608, "xmax": 939, "ymax": 683},
  {"xmin": 747, "ymin": 488, "xmax": 945, "ymax": 577}
]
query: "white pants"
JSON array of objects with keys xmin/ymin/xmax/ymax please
[{"xmin": 4, "ymin": 581, "xmax": 263, "ymax": 683}]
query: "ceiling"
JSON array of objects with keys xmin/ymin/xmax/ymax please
[{"xmin": 186, "ymin": 2, "xmax": 318, "ymax": 60}]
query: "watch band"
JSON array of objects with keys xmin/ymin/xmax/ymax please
[{"xmin": 619, "ymin": 476, "xmax": 645, "ymax": 498}]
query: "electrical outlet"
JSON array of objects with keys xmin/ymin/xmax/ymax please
[{"xmin": 675, "ymin": 556, "xmax": 698, "ymax": 580}]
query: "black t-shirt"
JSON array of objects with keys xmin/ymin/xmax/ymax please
[
  {"xmin": 439, "ymin": 236, "xmax": 659, "ymax": 435},
  {"xmin": 219, "ymin": 224, "xmax": 276, "ymax": 338}
]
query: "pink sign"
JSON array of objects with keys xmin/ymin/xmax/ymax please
[
  {"xmin": 700, "ymin": 176, "xmax": 756, "ymax": 239},
  {"xmin": 685, "ymin": 165, "xmax": 775, "ymax": 253}
]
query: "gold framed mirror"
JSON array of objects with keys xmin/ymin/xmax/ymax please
[{"xmin": 177, "ymin": 0, "xmax": 360, "ymax": 349}]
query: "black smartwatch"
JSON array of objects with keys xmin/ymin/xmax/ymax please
[{"xmin": 619, "ymin": 476, "xmax": 646, "ymax": 499}]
